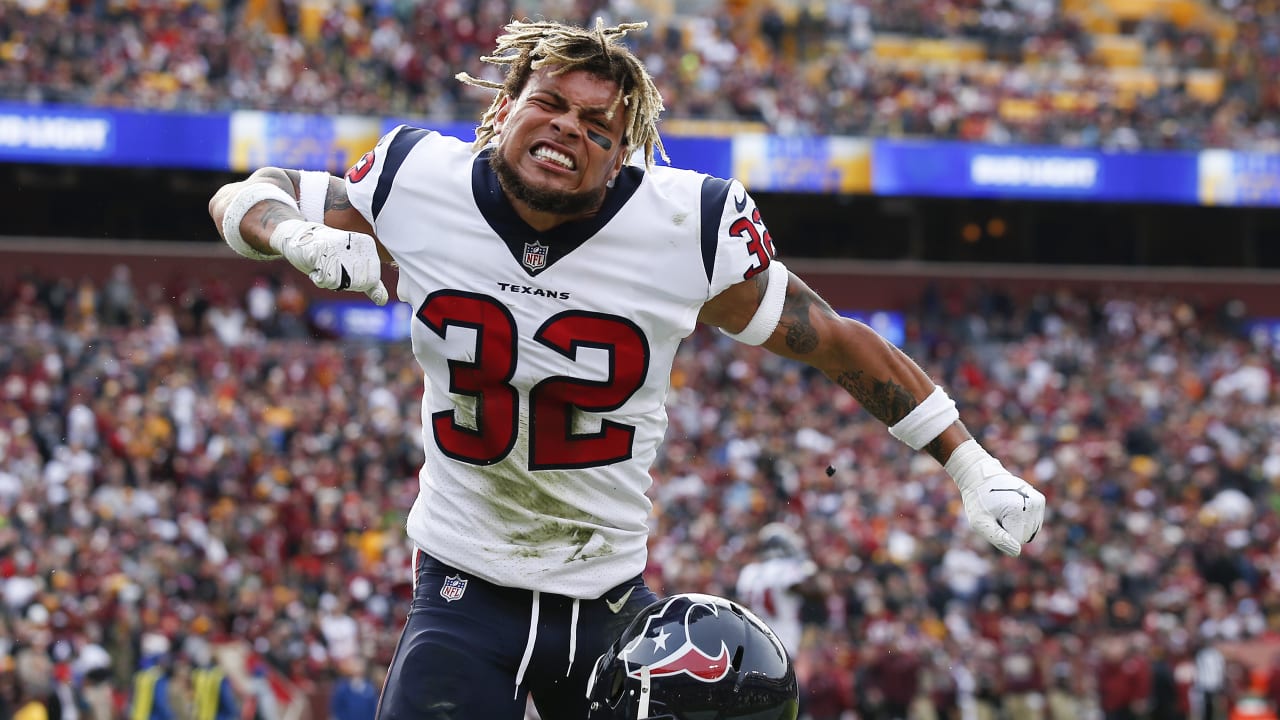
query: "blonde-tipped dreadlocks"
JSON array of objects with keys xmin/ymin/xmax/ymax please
[{"xmin": 456, "ymin": 18, "xmax": 669, "ymax": 168}]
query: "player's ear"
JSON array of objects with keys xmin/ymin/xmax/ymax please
[
  {"xmin": 493, "ymin": 95, "xmax": 514, "ymax": 134},
  {"xmin": 610, "ymin": 143, "xmax": 628, "ymax": 176}
]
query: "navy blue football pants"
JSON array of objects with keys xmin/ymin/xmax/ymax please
[{"xmin": 375, "ymin": 551, "xmax": 659, "ymax": 720}]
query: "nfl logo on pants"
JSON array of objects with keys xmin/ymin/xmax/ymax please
[
  {"xmin": 523, "ymin": 241, "xmax": 548, "ymax": 272},
  {"xmin": 440, "ymin": 574, "xmax": 468, "ymax": 602}
]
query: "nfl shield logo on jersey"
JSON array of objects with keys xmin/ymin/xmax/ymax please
[
  {"xmin": 522, "ymin": 241, "xmax": 549, "ymax": 272},
  {"xmin": 440, "ymin": 574, "xmax": 468, "ymax": 602}
]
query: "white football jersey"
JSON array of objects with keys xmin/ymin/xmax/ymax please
[
  {"xmin": 345, "ymin": 126, "xmax": 777, "ymax": 598},
  {"xmin": 735, "ymin": 557, "xmax": 815, "ymax": 657}
]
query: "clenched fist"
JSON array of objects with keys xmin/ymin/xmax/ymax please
[
  {"xmin": 946, "ymin": 439, "xmax": 1046, "ymax": 557},
  {"xmin": 270, "ymin": 219, "xmax": 388, "ymax": 305}
]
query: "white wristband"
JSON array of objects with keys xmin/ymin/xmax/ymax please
[
  {"xmin": 722, "ymin": 260, "xmax": 788, "ymax": 346},
  {"xmin": 888, "ymin": 385, "xmax": 959, "ymax": 450},
  {"xmin": 222, "ymin": 183, "xmax": 298, "ymax": 260},
  {"xmin": 298, "ymin": 170, "xmax": 330, "ymax": 224}
]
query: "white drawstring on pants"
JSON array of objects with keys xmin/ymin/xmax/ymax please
[
  {"xmin": 566, "ymin": 598, "xmax": 580, "ymax": 677},
  {"xmin": 513, "ymin": 593, "xmax": 583, "ymax": 697},
  {"xmin": 514, "ymin": 591, "xmax": 541, "ymax": 698}
]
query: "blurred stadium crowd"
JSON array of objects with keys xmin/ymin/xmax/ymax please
[
  {"xmin": 2, "ymin": 263, "xmax": 1279, "ymax": 719},
  {"xmin": 0, "ymin": 0, "xmax": 1278, "ymax": 150},
  {"xmin": 3, "ymin": 0, "xmax": 1280, "ymax": 718}
]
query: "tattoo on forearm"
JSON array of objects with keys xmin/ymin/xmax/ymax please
[
  {"xmin": 258, "ymin": 203, "xmax": 297, "ymax": 233},
  {"xmin": 325, "ymin": 181, "xmax": 353, "ymax": 212},
  {"xmin": 924, "ymin": 436, "xmax": 945, "ymax": 463},
  {"xmin": 833, "ymin": 369, "xmax": 916, "ymax": 425}
]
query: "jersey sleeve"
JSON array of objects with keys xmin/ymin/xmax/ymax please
[
  {"xmin": 701, "ymin": 177, "xmax": 778, "ymax": 300},
  {"xmin": 343, "ymin": 124, "xmax": 436, "ymax": 228}
]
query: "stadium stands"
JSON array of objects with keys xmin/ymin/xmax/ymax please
[
  {"xmin": 0, "ymin": 0, "xmax": 1276, "ymax": 149},
  {"xmin": 2, "ymin": 259, "xmax": 1278, "ymax": 716},
  {"xmin": 2, "ymin": 0, "xmax": 1280, "ymax": 717}
]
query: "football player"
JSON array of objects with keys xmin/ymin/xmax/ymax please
[
  {"xmin": 735, "ymin": 523, "xmax": 822, "ymax": 659},
  {"xmin": 208, "ymin": 19, "xmax": 1045, "ymax": 720}
]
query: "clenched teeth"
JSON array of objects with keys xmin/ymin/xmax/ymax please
[{"xmin": 533, "ymin": 146, "xmax": 575, "ymax": 170}]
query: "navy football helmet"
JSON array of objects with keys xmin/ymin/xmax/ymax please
[{"xmin": 585, "ymin": 593, "xmax": 798, "ymax": 720}]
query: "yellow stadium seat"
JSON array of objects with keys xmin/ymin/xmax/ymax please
[
  {"xmin": 872, "ymin": 35, "xmax": 916, "ymax": 60},
  {"xmin": 872, "ymin": 36, "xmax": 986, "ymax": 64},
  {"xmin": 1111, "ymin": 90, "xmax": 1138, "ymax": 110},
  {"xmin": 1167, "ymin": 0, "xmax": 1206, "ymax": 27},
  {"xmin": 1063, "ymin": 0, "xmax": 1121, "ymax": 31},
  {"xmin": 1100, "ymin": 0, "xmax": 1165, "ymax": 21},
  {"xmin": 1184, "ymin": 69, "xmax": 1223, "ymax": 103},
  {"xmin": 998, "ymin": 98, "xmax": 1041, "ymax": 122},
  {"xmin": 1092, "ymin": 15, "xmax": 1121, "ymax": 33},
  {"xmin": 1091, "ymin": 34, "xmax": 1145, "ymax": 67},
  {"xmin": 1108, "ymin": 67, "xmax": 1160, "ymax": 97},
  {"xmin": 298, "ymin": 0, "xmax": 328, "ymax": 43},
  {"xmin": 916, "ymin": 39, "xmax": 986, "ymax": 63},
  {"xmin": 243, "ymin": 0, "xmax": 287, "ymax": 35},
  {"xmin": 141, "ymin": 72, "xmax": 180, "ymax": 94},
  {"xmin": 1209, "ymin": 15, "xmax": 1237, "ymax": 48},
  {"xmin": 1051, "ymin": 91, "xmax": 1086, "ymax": 113}
]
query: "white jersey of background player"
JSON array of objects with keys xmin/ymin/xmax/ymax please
[
  {"xmin": 345, "ymin": 125, "xmax": 775, "ymax": 598},
  {"xmin": 735, "ymin": 522, "xmax": 818, "ymax": 657}
]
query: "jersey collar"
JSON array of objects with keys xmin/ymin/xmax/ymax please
[{"xmin": 472, "ymin": 148, "xmax": 644, "ymax": 277}]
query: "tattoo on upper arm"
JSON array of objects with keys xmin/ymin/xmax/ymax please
[
  {"xmin": 325, "ymin": 180, "xmax": 354, "ymax": 212},
  {"xmin": 752, "ymin": 272, "xmax": 769, "ymax": 304},
  {"xmin": 780, "ymin": 294, "xmax": 818, "ymax": 354},
  {"xmin": 833, "ymin": 369, "xmax": 916, "ymax": 426},
  {"xmin": 777, "ymin": 279, "xmax": 835, "ymax": 355}
]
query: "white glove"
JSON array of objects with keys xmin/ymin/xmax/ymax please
[
  {"xmin": 946, "ymin": 439, "xmax": 1045, "ymax": 557},
  {"xmin": 269, "ymin": 219, "xmax": 388, "ymax": 305}
]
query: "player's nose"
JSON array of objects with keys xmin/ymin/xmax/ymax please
[{"xmin": 549, "ymin": 110, "xmax": 583, "ymax": 137}]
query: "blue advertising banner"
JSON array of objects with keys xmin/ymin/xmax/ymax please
[
  {"xmin": 1199, "ymin": 150, "xmax": 1280, "ymax": 207},
  {"xmin": 1246, "ymin": 318, "xmax": 1280, "ymax": 347},
  {"xmin": 733, "ymin": 135, "xmax": 871, "ymax": 193},
  {"xmin": 4, "ymin": 102, "xmax": 1279, "ymax": 208},
  {"xmin": 310, "ymin": 299, "xmax": 414, "ymax": 341},
  {"xmin": 310, "ymin": 299, "xmax": 905, "ymax": 347},
  {"xmin": 661, "ymin": 134, "xmax": 733, "ymax": 180},
  {"xmin": 871, "ymin": 139, "xmax": 1201, "ymax": 204},
  {"xmin": 0, "ymin": 102, "xmax": 228, "ymax": 169},
  {"xmin": 230, "ymin": 111, "xmax": 382, "ymax": 172},
  {"xmin": 840, "ymin": 310, "xmax": 905, "ymax": 346}
]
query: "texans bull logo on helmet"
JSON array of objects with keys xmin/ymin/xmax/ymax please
[{"xmin": 618, "ymin": 596, "xmax": 732, "ymax": 683}]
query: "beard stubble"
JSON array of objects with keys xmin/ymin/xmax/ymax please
[{"xmin": 490, "ymin": 147, "xmax": 607, "ymax": 219}]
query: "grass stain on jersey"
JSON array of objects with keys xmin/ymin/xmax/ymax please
[{"xmin": 480, "ymin": 421, "xmax": 615, "ymax": 562}]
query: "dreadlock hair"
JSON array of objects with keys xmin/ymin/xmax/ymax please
[{"xmin": 456, "ymin": 18, "xmax": 669, "ymax": 168}]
